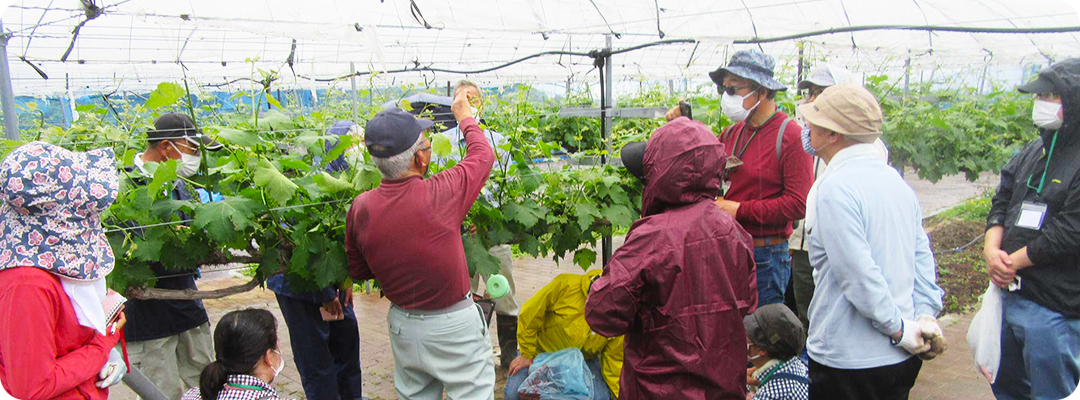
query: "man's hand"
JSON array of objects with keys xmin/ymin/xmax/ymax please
[
  {"xmin": 746, "ymin": 366, "xmax": 759, "ymax": 386},
  {"xmin": 341, "ymin": 288, "xmax": 354, "ymax": 308},
  {"xmin": 892, "ymin": 318, "xmax": 930, "ymax": 355},
  {"xmin": 507, "ymin": 355, "xmax": 533, "ymax": 377},
  {"xmin": 96, "ymin": 348, "xmax": 126, "ymax": 388},
  {"xmin": 985, "ymin": 246, "xmax": 1015, "ymax": 288},
  {"xmin": 715, "ymin": 199, "xmax": 741, "ymax": 218},
  {"xmin": 452, "ymin": 88, "xmax": 479, "ymax": 122},
  {"xmin": 665, "ymin": 105, "xmax": 683, "ymax": 121},
  {"xmin": 322, "ymin": 299, "xmax": 343, "ymax": 316},
  {"xmin": 916, "ymin": 315, "xmax": 948, "ymax": 360}
]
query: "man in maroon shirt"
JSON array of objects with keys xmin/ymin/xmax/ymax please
[
  {"xmin": 346, "ymin": 90, "xmax": 496, "ymax": 399},
  {"xmin": 670, "ymin": 50, "xmax": 813, "ymax": 307}
]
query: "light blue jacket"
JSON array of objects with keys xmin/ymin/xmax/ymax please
[{"xmin": 806, "ymin": 144, "xmax": 943, "ymax": 369}]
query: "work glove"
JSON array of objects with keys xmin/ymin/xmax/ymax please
[
  {"xmin": 894, "ymin": 319, "xmax": 931, "ymax": 355},
  {"xmin": 916, "ymin": 315, "xmax": 948, "ymax": 360},
  {"xmin": 95, "ymin": 348, "xmax": 127, "ymax": 388}
]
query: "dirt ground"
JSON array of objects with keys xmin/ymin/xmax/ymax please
[{"xmin": 928, "ymin": 219, "xmax": 990, "ymax": 314}]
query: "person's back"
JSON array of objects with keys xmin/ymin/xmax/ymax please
[
  {"xmin": 586, "ymin": 118, "xmax": 757, "ymax": 399},
  {"xmin": 807, "ymin": 153, "xmax": 928, "ymax": 368}
]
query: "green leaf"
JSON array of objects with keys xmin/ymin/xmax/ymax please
[
  {"xmin": 503, "ymin": 201, "xmax": 545, "ymax": 229},
  {"xmin": 192, "ymin": 196, "xmax": 266, "ymax": 242},
  {"xmin": 573, "ymin": 203, "xmax": 602, "ymax": 231},
  {"xmin": 573, "ymin": 248, "xmax": 597, "ymax": 271},
  {"xmin": 463, "ymin": 234, "xmax": 501, "ymax": 277},
  {"xmin": 214, "ymin": 127, "xmax": 261, "ymax": 147},
  {"xmin": 351, "ymin": 165, "xmax": 382, "ymax": 191},
  {"xmin": 256, "ymin": 110, "xmax": 295, "ymax": 131},
  {"xmin": 145, "ymin": 82, "xmax": 185, "ymax": 109},
  {"xmin": 146, "ymin": 160, "xmax": 178, "ymax": 197},
  {"xmin": 518, "ymin": 235, "xmax": 542, "ymax": 257},
  {"xmin": 150, "ymin": 198, "xmax": 193, "ymax": 221},
  {"xmin": 265, "ymin": 93, "xmax": 284, "ymax": 109},
  {"xmin": 324, "ymin": 135, "xmax": 357, "ymax": 167},
  {"xmin": 601, "ymin": 204, "xmax": 636, "ymax": 228},
  {"xmin": 279, "ymin": 157, "xmax": 310, "ymax": 172},
  {"xmin": 131, "ymin": 228, "xmax": 168, "ymax": 262},
  {"xmin": 314, "ymin": 172, "xmax": 354, "ymax": 194},
  {"xmin": 431, "ymin": 133, "xmax": 452, "ymax": 158},
  {"xmin": 253, "ymin": 158, "xmax": 299, "ymax": 205}
]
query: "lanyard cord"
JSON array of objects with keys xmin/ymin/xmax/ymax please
[
  {"xmin": 757, "ymin": 360, "xmax": 788, "ymax": 385},
  {"xmin": 731, "ymin": 110, "xmax": 780, "ymax": 160},
  {"xmin": 1026, "ymin": 131, "xmax": 1059, "ymax": 199}
]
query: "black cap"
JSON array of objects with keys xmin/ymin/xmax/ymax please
[
  {"xmin": 364, "ymin": 108, "xmax": 435, "ymax": 158},
  {"xmin": 147, "ymin": 113, "xmax": 222, "ymax": 151},
  {"xmin": 1018, "ymin": 74, "xmax": 1056, "ymax": 94},
  {"xmin": 743, "ymin": 304, "xmax": 806, "ymax": 358},
  {"xmin": 620, "ymin": 141, "xmax": 647, "ymax": 180}
]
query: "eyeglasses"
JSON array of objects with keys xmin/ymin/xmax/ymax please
[
  {"xmin": 719, "ymin": 85, "xmax": 756, "ymax": 96},
  {"xmin": 169, "ymin": 140, "xmax": 201, "ymax": 156}
]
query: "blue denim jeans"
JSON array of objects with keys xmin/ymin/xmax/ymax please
[
  {"xmin": 991, "ymin": 290, "xmax": 1080, "ymax": 400},
  {"xmin": 504, "ymin": 356, "xmax": 611, "ymax": 400},
  {"xmin": 754, "ymin": 242, "xmax": 791, "ymax": 307},
  {"xmin": 275, "ymin": 292, "xmax": 364, "ymax": 400}
]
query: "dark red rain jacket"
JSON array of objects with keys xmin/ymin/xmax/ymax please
[{"xmin": 585, "ymin": 117, "xmax": 758, "ymax": 399}]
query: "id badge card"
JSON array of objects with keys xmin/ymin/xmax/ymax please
[{"xmin": 1016, "ymin": 201, "xmax": 1048, "ymax": 230}]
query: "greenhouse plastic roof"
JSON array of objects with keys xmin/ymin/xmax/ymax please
[{"xmin": 1, "ymin": 0, "xmax": 1079, "ymax": 94}]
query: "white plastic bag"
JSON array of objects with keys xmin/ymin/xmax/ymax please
[{"xmin": 966, "ymin": 283, "xmax": 1003, "ymax": 383}]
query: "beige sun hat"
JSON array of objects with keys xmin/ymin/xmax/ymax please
[{"xmin": 796, "ymin": 83, "xmax": 883, "ymax": 143}]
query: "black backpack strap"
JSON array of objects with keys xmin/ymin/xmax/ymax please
[{"xmin": 776, "ymin": 118, "xmax": 794, "ymax": 163}]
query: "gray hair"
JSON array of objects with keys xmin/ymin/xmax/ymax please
[
  {"xmin": 453, "ymin": 80, "xmax": 479, "ymax": 97},
  {"xmin": 371, "ymin": 134, "xmax": 426, "ymax": 180}
]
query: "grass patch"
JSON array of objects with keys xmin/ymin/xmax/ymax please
[{"xmin": 926, "ymin": 192, "xmax": 993, "ymax": 225}]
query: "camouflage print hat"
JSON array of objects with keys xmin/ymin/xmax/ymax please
[{"xmin": 709, "ymin": 50, "xmax": 787, "ymax": 91}]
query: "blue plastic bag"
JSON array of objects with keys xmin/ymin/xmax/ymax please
[{"xmin": 518, "ymin": 348, "xmax": 594, "ymax": 400}]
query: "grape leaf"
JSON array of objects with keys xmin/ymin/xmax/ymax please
[
  {"xmin": 131, "ymin": 227, "xmax": 168, "ymax": 262},
  {"xmin": 573, "ymin": 203, "xmax": 602, "ymax": 231},
  {"xmin": 463, "ymin": 234, "xmax": 500, "ymax": 277},
  {"xmin": 601, "ymin": 204, "xmax": 636, "ymax": 228},
  {"xmin": 278, "ymin": 157, "xmax": 310, "ymax": 172},
  {"xmin": 254, "ymin": 158, "xmax": 299, "ymax": 205},
  {"xmin": 314, "ymin": 172, "xmax": 353, "ymax": 194},
  {"xmin": 150, "ymin": 198, "xmax": 194, "ymax": 221},
  {"xmin": 324, "ymin": 134, "xmax": 357, "ymax": 168},
  {"xmin": 518, "ymin": 235, "xmax": 542, "ymax": 257},
  {"xmin": 351, "ymin": 165, "xmax": 382, "ymax": 191},
  {"xmin": 214, "ymin": 127, "xmax": 261, "ymax": 147},
  {"xmin": 503, "ymin": 200, "xmax": 546, "ymax": 229},
  {"xmin": 145, "ymin": 82, "xmax": 184, "ymax": 109},
  {"xmin": 146, "ymin": 160, "xmax": 178, "ymax": 198},
  {"xmin": 265, "ymin": 92, "xmax": 284, "ymax": 110},
  {"xmin": 192, "ymin": 196, "xmax": 266, "ymax": 243},
  {"xmin": 431, "ymin": 133, "xmax": 452, "ymax": 158},
  {"xmin": 573, "ymin": 248, "xmax": 597, "ymax": 271}
]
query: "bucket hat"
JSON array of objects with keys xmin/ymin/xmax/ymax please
[
  {"xmin": 709, "ymin": 50, "xmax": 787, "ymax": 91},
  {"xmin": 796, "ymin": 83, "xmax": 883, "ymax": 143},
  {"xmin": 0, "ymin": 142, "xmax": 119, "ymax": 281}
]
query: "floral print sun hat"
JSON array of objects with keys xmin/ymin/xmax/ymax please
[{"xmin": 0, "ymin": 141, "xmax": 119, "ymax": 281}]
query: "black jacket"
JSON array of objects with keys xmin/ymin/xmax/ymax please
[{"xmin": 987, "ymin": 59, "xmax": 1080, "ymax": 318}]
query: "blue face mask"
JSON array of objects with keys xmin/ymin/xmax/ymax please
[{"xmin": 801, "ymin": 127, "xmax": 818, "ymax": 156}]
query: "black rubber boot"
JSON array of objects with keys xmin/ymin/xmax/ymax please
[{"xmin": 496, "ymin": 314, "xmax": 519, "ymax": 370}]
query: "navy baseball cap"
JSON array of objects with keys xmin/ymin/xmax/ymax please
[{"xmin": 364, "ymin": 108, "xmax": 435, "ymax": 158}]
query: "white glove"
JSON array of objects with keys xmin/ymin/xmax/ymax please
[
  {"xmin": 916, "ymin": 315, "xmax": 948, "ymax": 360},
  {"xmin": 96, "ymin": 349, "xmax": 126, "ymax": 388},
  {"xmin": 894, "ymin": 318, "xmax": 931, "ymax": 355}
]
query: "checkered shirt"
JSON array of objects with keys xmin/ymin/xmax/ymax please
[
  {"xmin": 753, "ymin": 357, "xmax": 810, "ymax": 400},
  {"xmin": 180, "ymin": 374, "xmax": 290, "ymax": 400}
]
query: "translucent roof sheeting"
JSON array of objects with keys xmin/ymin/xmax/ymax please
[{"xmin": 1, "ymin": 0, "xmax": 1078, "ymax": 95}]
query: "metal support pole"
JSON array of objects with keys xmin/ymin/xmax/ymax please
[
  {"xmin": 601, "ymin": 34, "xmax": 614, "ymax": 267},
  {"xmin": 0, "ymin": 23, "xmax": 18, "ymax": 140},
  {"xmin": 349, "ymin": 62, "xmax": 360, "ymax": 123},
  {"xmin": 903, "ymin": 57, "xmax": 911, "ymax": 102}
]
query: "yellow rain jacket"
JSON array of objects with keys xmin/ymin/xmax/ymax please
[{"xmin": 517, "ymin": 270, "xmax": 624, "ymax": 398}]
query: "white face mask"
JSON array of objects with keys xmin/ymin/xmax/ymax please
[
  {"xmin": 169, "ymin": 141, "xmax": 202, "ymax": 178},
  {"xmin": 271, "ymin": 349, "xmax": 286, "ymax": 381},
  {"xmin": 721, "ymin": 91, "xmax": 761, "ymax": 123},
  {"xmin": 1032, "ymin": 99, "xmax": 1063, "ymax": 130}
]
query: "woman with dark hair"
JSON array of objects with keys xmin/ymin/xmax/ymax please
[{"xmin": 181, "ymin": 309, "xmax": 291, "ymax": 400}]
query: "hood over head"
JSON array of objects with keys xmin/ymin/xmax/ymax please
[
  {"xmin": 1022, "ymin": 58, "xmax": 1080, "ymax": 148},
  {"xmin": 641, "ymin": 117, "xmax": 726, "ymax": 216}
]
